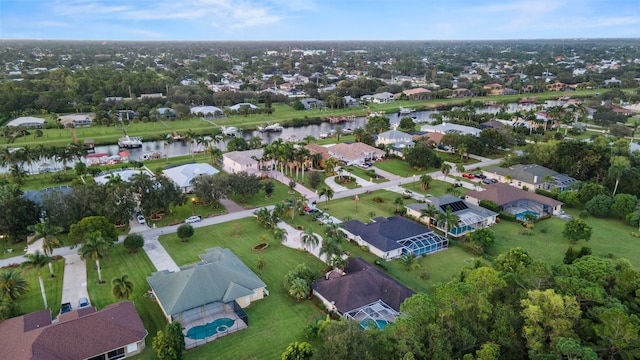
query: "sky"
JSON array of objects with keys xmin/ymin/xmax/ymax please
[{"xmin": 0, "ymin": 0, "xmax": 639, "ymax": 41}]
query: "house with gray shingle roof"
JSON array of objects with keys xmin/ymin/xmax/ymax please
[
  {"xmin": 375, "ymin": 129, "xmax": 414, "ymax": 155},
  {"xmin": 147, "ymin": 247, "xmax": 266, "ymax": 348},
  {"xmin": 340, "ymin": 216, "xmax": 447, "ymax": 260},
  {"xmin": 162, "ymin": 163, "xmax": 219, "ymax": 193},
  {"xmin": 482, "ymin": 164, "xmax": 576, "ymax": 192}
]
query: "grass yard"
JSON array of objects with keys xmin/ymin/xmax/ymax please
[
  {"xmin": 401, "ymin": 179, "xmax": 470, "ymax": 197},
  {"xmin": 158, "ymin": 217, "xmax": 326, "ymax": 359},
  {"xmin": 146, "ymin": 197, "xmax": 228, "ymax": 228},
  {"xmin": 289, "ymin": 170, "xmax": 327, "ymax": 191},
  {"xmin": 86, "ymin": 244, "xmax": 167, "ymax": 349},
  {"xmin": 344, "ymin": 166, "xmax": 388, "ymax": 183},
  {"xmin": 437, "ymin": 152, "xmax": 480, "ymax": 165},
  {"xmin": 228, "ymin": 179, "xmax": 299, "ymax": 209},
  {"xmin": 373, "ymin": 159, "xmax": 428, "ymax": 177},
  {"xmin": 14, "ymin": 258, "xmax": 65, "ymax": 316},
  {"xmin": 321, "ymin": 190, "xmax": 403, "ymax": 223}
]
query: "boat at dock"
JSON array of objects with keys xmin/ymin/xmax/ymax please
[
  {"xmin": 326, "ymin": 115, "xmax": 356, "ymax": 124},
  {"xmin": 220, "ymin": 126, "xmax": 239, "ymax": 137},
  {"xmin": 398, "ymin": 106, "xmax": 415, "ymax": 115},
  {"xmin": 118, "ymin": 135, "xmax": 143, "ymax": 148},
  {"xmin": 258, "ymin": 123, "xmax": 284, "ymax": 132}
]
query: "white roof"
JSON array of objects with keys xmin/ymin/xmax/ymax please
[
  {"xmin": 420, "ymin": 122, "xmax": 481, "ymax": 136},
  {"xmin": 228, "ymin": 103, "xmax": 259, "ymax": 111},
  {"xmin": 162, "ymin": 163, "xmax": 220, "ymax": 189},
  {"xmin": 190, "ymin": 106, "xmax": 223, "ymax": 115},
  {"xmin": 7, "ymin": 116, "xmax": 45, "ymax": 127},
  {"xmin": 93, "ymin": 169, "xmax": 154, "ymax": 185}
]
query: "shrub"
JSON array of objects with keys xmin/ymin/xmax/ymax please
[
  {"xmin": 374, "ymin": 258, "xmax": 388, "ymax": 271},
  {"xmin": 498, "ymin": 211, "xmax": 516, "ymax": 222},
  {"xmin": 585, "ymin": 194, "xmax": 613, "ymax": 218},
  {"xmin": 360, "ymin": 245, "xmax": 369, "ymax": 252},
  {"xmin": 372, "ymin": 196, "xmax": 384, "ymax": 203},
  {"xmin": 479, "ymin": 200, "xmax": 499, "ymax": 212},
  {"xmin": 558, "ymin": 191, "xmax": 581, "ymax": 208},
  {"xmin": 123, "ymin": 234, "xmax": 144, "ymax": 253},
  {"xmin": 535, "ymin": 188, "xmax": 559, "ymax": 200}
]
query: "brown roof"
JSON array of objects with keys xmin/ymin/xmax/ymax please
[
  {"xmin": 311, "ymin": 258, "xmax": 414, "ymax": 314},
  {"xmin": 465, "ymin": 183, "xmax": 563, "ymax": 207},
  {"xmin": 304, "ymin": 143, "xmax": 331, "ymax": 160},
  {"xmin": 413, "ymin": 132, "xmax": 444, "ymax": 144},
  {"xmin": 481, "ymin": 120, "xmax": 504, "ymax": 129},
  {"xmin": 403, "ymin": 87, "xmax": 431, "ymax": 95},
  {"xmin": 0, "ymin": 302, "xmax": 147, "ymax": 360},
  {"xmin": 328, "ymin": 142, "xmax": 385, "ymax": 162}
]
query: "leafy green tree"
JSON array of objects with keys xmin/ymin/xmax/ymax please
[
  {"xmin": 403, "ymin": 145, "xmax": 442, "ymax": 170},
  {"xmin": 282, "ymin": 342, "xmax": 313, "ymax": 360},
  {"xmin": 111, "ymin": 274, "xmax": 134, "ymax": 301},
  {"xmin": 22, "ymin": 251, "xmax": 53, "ymax": 308},
  {"xmin": 365, "ymin": 116, "xmax": 390, "ymax": 134},
  {"xmin": 0, "ymin": 268, "xmax": 29, "ymax": 301},
  {"xmin": 315, "ymin": 319, "xmax": 390, "ymax": 360},
  {"xmin": 562, "ymin": 218, "xmax": 593, "ymax": 244},
  {"xmin": 227, "ymin": 137, "xmax": 250, "ymax": 152},
  {"xmin": 78, "ymin": 231, "xmax": 111, "ymax": 284},
  {"xmin": 555, "ymin": 337, "xmax": 598, "ymax": 360},
  {"xmin": 191, "ymin": 173, "xmax": 230, "ymax": 206},
  {"xmin": 0, "ymin": 184, "xmax": 39, "ymax": 242},
  {"xmin": 228, "ymin": 171, "xmax": 262, "ymax": 203},
  {"xmin": 578, "ymin": 182, "xmax": 606, "ymax": 204},
  {"xmin": 594, "ymin": 308, "xmax": 640, "ymax": 360},
  {"xmin": 398, "ymin": 117, "xmax": 416, "ymax": 133},
  {"xmin": 558, "ymin": 190, "xmax": 581, "ymax": 208},
  {"xmin": 153, "ymin": 321, "xmax": 185, "ymax": 360},
  {"xmin": 177, "ymin": 224, "xmax": 194, "ymax": 242},
  {"xmin": 307, "ymin": 171, "xmax": 322, "ymax": 190},
  {"xmin": 469, "ymin": 228, "xmax": 495, "ymax": 252},
  {"xmin": 585, "ymin": 194, "xmax": 613, "ymax": 218},
  {"xmin": 611, "ymin": 193, "xmax": 638, "ymax": 219},
  {"xmin": 69, "ymin": 216, "xmax": 117, "ymax": 246},
  {"xmin": 123, "ymin": 234, "xmax": 144, "ymax": 253},
  {"xmin": 263, "ymin": 180, "xmax": 275, "ymax": 198}
]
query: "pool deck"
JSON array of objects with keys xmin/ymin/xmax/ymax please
[{"xmin": 183, "ymin": 313, "xmax": 247, "ymax": 350}]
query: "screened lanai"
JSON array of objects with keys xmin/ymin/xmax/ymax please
[
  {"xmin": 502, "ymin": 199, "xmax": 545, "ymax": 219},
  {"xmin": 398, "ymin": 232, "xmax": 448, "ymax": 257},
  {"xmin": 345, "ymin": 300, "xmax": 400, "ymax": 330}
]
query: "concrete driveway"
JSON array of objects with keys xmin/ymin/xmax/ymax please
[{"xmin": 60, "ymin": 254, "xmax": 90, "ymax": 312}]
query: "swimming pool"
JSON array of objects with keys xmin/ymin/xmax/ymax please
[
  {"xmin": 359, "ymin": 319, "xmax": 389, "ymax": 330},
  {"xmin": 516, "ymin": 210, "xmax": 538, "ymax": 220},
  {"xmin": 186, "ymin": 318, "xmax": 235, "ymax": 340}
]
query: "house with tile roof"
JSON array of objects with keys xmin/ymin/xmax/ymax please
[
  {"xmin": 465, "ymin": 183, "xmax": 563, "ymax": 220},
  {"xmin": 311, "ymin": 257, "xmax": 414, "ymax": 330},
  {"xmin": 147, "ymin": 247, "xmax": 266, "ymax": 348},
  {"xmin": 400, "ymin": 87, "xmax": 431, "ymax": 100},
  {"xmin": 0, "ymin": 302, "xmax": 147, "ymax": 360},
  {"xmin": 405, "ymin": 195, "xmax": 498, "ymax": 238},
  {"xmin": 482, "ymin": 164, "xmax": 577, "ymax": 192},
  {"xmin": 222, "ymin": 148, "xmax": 272, "ymax": 176},
  {"xmin": 340, "ymin": 216, "xmax": 448, "ymax": 260},
  {"xmin": 327, "ymin": 142, "xmax": 385, "ymax": 166},
  {"xmin": 162, "ymin": 163, "xmax": 220, "ymax": 193}
]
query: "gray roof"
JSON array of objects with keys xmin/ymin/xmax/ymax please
[
  {"xmin": 406, "ymin": 194, "xmax": 498, "ymax": 218},
  {"xmin": 341, "ymin": 216, "xmax": 434, "ymax": 252},
  {"xmin": 228, "ymin": 103, "xmax": 259, "ymax": 111},
  {"xmin": 7, "ymin": 116, "xmax": 45, "ymax": 127},
  {"xmin": 147, "ymin": 247, "xmax": 265, "ymax": 316},
  {"xmin": 377, "ymin": 129, "xmax": 412, "ymax": 141},
  {"xmin": 420, "ymin": 122, "xmax": 481, "ymax": 136},
  {"xmin": 483, "ymin": 164, "xmax": 575, "ymax": 186},
  {"xmin": 162, "ymin": 163, "xmax": 219, "ymax": 188}
]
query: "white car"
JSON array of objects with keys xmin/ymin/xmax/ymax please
[
  {"xmin": 185, "ymin": 215, "xmax": 202, "ymax": 224},
  {"xmin": 137, "ymin": 215, "xmax": 146, "ymax": 224}
]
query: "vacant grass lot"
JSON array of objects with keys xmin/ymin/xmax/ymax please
[
  {"xmin": 15, "ymin": 258, "xmax": 65, "ymax": 316},
  {"xmin": 344, "ymin": 165, "xmax": 388, "ymax": 183},
  {"xmin": 228, "ymin": 179, "xmax": 299, "ymax": 208},
  {"xmin": 86, "ymin": 244, "xmax": 167, "ymax": 349},
  {"xmin": 373, "ymin": 159, "xmax": 429, "ymax": 177},
  {"xmin": 401, "ymin": 179, "xmax": 471, "ymax": 197},
  {"xmin": 320, "ymin": 190, "xmax": 402, "ymax": 222},
  {"xmin": 158, "ymin": 217, "xmax": 326, "ymax": 359}
]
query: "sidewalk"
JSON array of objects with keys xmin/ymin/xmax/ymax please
[
  {"xmin": 268, "ymin": 170, "xmax": 318, "ymax": 200},
  {"xmin": 277, "ymin": 222, "xmax": 327, "ymax": 263},
  {"xmin": 143, "ymin": 235, "xmax": 180, "ymax": 272}
]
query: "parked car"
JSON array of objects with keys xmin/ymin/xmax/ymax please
[
  {"xmin": 60, "ymin": 302, "xmax": 72, "ymax": 314},
  {"xmin": 78, "ymin": 297, "xmax": 90, "ymax": 309},
  {"xmin": 185, "ymin": 215, "xmax": 202, "ymax": 224},
  {"xmin": 474, "ymin": 173, "xmax": 486, "ymax": 179},
  {"xmin": 461, "ymin": 173, "xmax": 475, "ymax": 179},
  {"xmin": 482, "ymin": 179, "xmax": 493, "ymax": 184},
  {"xmin": 137, "ymin": 215, "xmax": 146, "ymax": 224}
]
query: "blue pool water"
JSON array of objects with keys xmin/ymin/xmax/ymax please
[
  {"xmin": 516, "ymin": 210, "xmax": 538, "ymax": 221},
  {"xmin": 359, "ymin": 319, "xmax": 389, "ymax": 330},
  {"xmin": 186, "ymin": 318, "xmax": 235, "ymax": 340}
]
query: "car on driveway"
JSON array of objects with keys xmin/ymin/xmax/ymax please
[
  {"xmin": 482, "ymin": 178, "xmax": 495, "ymax": 184},
  {"xmin": 60, "ymin": 302, "xmax": 72, "ymax": 314},
  {"xmin": 461, "ymin": 173, "xmax": 475, "ymax": 179},
  {"xmin": 474, "ymin": 173, "xmax": 486, "ymax": 179},
  {"xmin": 137, "ymin": 215, "xmax": 146, "ymax": 225},
  {"xmin": 185, "ymin": 215, "xmax": 202, "ymax": 224},
  {"xmin": 78, "ymin": 297, "xmax": 90, "ymax": 309}
]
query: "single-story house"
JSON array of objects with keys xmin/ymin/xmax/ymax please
[
  {"xmin": 400, "ymin": 87, "xmax": 431, "ymax": 100},
  {"xmin": 156, "ymin": 107, "xmax": 177, "ymax": 119},
  {"xmin": 375, "ymin": 129, "xmax": 414, "ymax": 155},
  {"xmin": 370, "ymin": 92, "xmax": 395, "ymax": 103},
  {"xmin": 94, "ymin": 169, "xmax": 155, "ymax": 185},
  {"xmin": 480, "ymin": 120, "xmax": 505, "ymax": 129},
  {"xmin": 311, "ymin": 257, "xmax": 415, "ymax": 330},
  {"xmin": 147, "ymin": 247, "xmax": 266, "ymax": 349},
  {"xmin": 341, "ymin": 216, "xmax": 448, "ymax": 260},
  {"xmin": 58, "ymin": 113, "xmax": 93, "ymax": 128},
  {"xmin": 327, "ymin": 142, "xmax": 385, "ymax": 166},
  {"xmin": 304, "ymin": 143, "xmax": 331, "ymax": 167},
  {"xmin": 300, "ymin": 98, "xmax": 324, "ymax": 109},
  {"xmin": 222, "ymin": 148, "xmax": 273, "ymax": 175},
  {"xmin": 465, "ymin": 183, "xmax": 564, "ymax": 219},
  {"xmin": 0, "ymin": 301, "xmax": 147, "ymax": 360},
  {"xmin": 190, "ymin": 106, "xmax": 225, "ymax": 117},
  {"xmin": 343, "ymin": 95, "xmax": 361, "ymax": 107},
  {"xmin": 482, "ymin": 164, "xmax": 577, "ymax": 192},
  {"xmin": 7, "ymin": 116, "xmax": 45, "ymax": 128},
  {"xmin": 420, "ymin": 122, "xmax": 481, "ymax": 137},
  {"xmin": 162, "ymin": 163, "xmax": 220, "ymax": 193},
  {"xmin": 228, "ymin": 103, "xmax": 260, "ymax": 111},
  {"xmin": 405, "ymin": 195, "xmax": 498, "ymax": 237}
]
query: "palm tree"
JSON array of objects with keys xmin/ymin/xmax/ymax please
[
  {"xmin": 334, "ymin": 125, "xmax": 344, "ymax": 142},
  {"xmin": 457, "ymin": 144, "xmax": 468, "ymax": 160},
  {"xmin": 111, "ymin": 274, "xmax": 134, "ymax": 301},
  {"xmin": 288, "ymin": 278, "xmax": 310, "ymax": 301},
  {"xmin": 420, "ymin": 174, "xmax": 433, "ymax": 190},
  {"xmin": 609, "ymin": 156, "xmax": 631, "ymax": 196},
  {"xmin": 440, "ymin": 163, "xmax": 452, "ymax": 179},
  {"xmin": 353, "ymin": 127, "xmax": 366, "ymax": 143},
  {"xmin": 0, "ymin": 268, "xmax": 29, "ymax": 301},
  {"xmin": 438, "ymin": 206, "xmax": 460, "ymax": 240},
  {"xmin": 208, "ymin": 146, "xmax": 223, "ymax": 166},
  {"xmin": 394, "ymin": 197, "xmax": 404, "ymax": 214},
  {"xmin": 400, "ymin": 253, "xmax": 419, "ymax": 271},
  {"xmin": 299, "ymin": 230, "xmax": 320, "ymax": 251},
  {"xmin": 28, "ymin": 220, "xmax": 62, "ymax": 257},
  {"xmin": 255, "ymin": 256, "xmax": 266, "ymax": 276},
  {"xmin": 79, "ymin": 231, "xmax": 111, "ymax": 284},
  {"xmin": 183, "ymin": 129, "xmax": 197, "ymax": 160},
  {"xmin": 455, "ymin": 162, "xmax": 465, "ymax": 177},
  {"xmin": 22, "ymin": 251, "xmax": 53, "ymax": 308},
  {"xmin": 319, "ymin": 236, "xmax": 342, "ymax": 261},
  {"xmin": 324, "ymin": 157, "xmax": 338, "ymax": 176},
  {"xmin": 319, "ymin": 187, "xmax": 334, "ymax": 209},
  {"xmin": 303, "ymin": 135, "xmax": 316, "ymax": 144},
  {"xmin": 273, "ymin": 226, "xmax": 288, "ymax": 243},
  {"xmin": 420, "ymin": 204, "xmax": 439, "ymax": 226}
]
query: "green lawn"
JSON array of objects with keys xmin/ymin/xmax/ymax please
[
  {"xmin": 437, "ymin": 152, "xmax": 480, "ymax": 165},
  {"xmin": 321, "ymin": 190, "xmax": 403, "ymax": 223},
  {"xmin": 15, "ymin": 258, "xmax": 65, "ymax": 316},
  {"xmin": 401, "ymin": 179, "xmax": 470, "ymax": 197},
  {"xmin": 289, "ymin": 170, "xmax": 327, "ymax": 191},
  {"xmin": 373, "ymin": 158, "xmax": 432, "ymax": 177},
  {"xmin": 146, "ymin": 197, "xmax": 228, "ymax": 228},
  {"xmin": 86, "ymin": 244, "xmax": 167, "ymax": 349},
  {"xmin": 158, "ymin": 217, "xmax": 326, "ymax": 359},
  {"xmin": 344, "ymin": 166, "xmax": 388, "ymax": 183},
  {"xmin": 228, "ymin": 179, "xmax": 299, "ymax": 209}
]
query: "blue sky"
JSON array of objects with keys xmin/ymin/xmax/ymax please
[{"xmin": 1, "ymin": 0, "xmax": 638, "ymax": 41}]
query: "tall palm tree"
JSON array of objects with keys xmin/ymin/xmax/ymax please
[
  {"xmin": 111, "ymin": 274, "xmax": 134, "ymax": 301},
  {"xmin": 319, "ymin": 236, "xmax": 342, "ymax": 261},
  {"xmin": 609, "ymin": 156, "xmax": 631, "ymax": 196},
  {"xmin": 441, "ymin": 163, "xmax": 452, "ymax": 179},
  {"xmin": 79, "ymin": 232, "xmax": 111, "ymax": 284},
  {"xmin": 22, "ymin": 251, "xmax": 53, "ymax": 308},
  {"xmin": 299, "ymin": 230, "xmax": 320, "ymax": 251},
  {"xmin": 183, "ymin": 129, "xmax": 197, "ymax": 160},
  {"xmin": 438, "ymin": 206, "xmax": 460, "ymax": 240},
  {"xmin": 273, "ymin": 226, "xmax": 288, "ymax": 243},
  {"xmin": 208, "ymin": 146, "xmax": 223, "ymax": 166},
  {"xmin": 0, "ymin": 268, "xmax": 29, "ymax": 301},
  {"xmin": 455, "ymin": 162, "xmax": 465, "ymax": 177},
  {"xmin": 28, "ymin": 220, "xmax": 63, "ymax": 257},
  {"xmin": 319, "ymin": 187, "xmax": 334, "ymax": 209},
  {"xmin": 420, "ymin": 204, "xmax": 439, "ymax": 226},
  {"xmin": 323, "ymin": 157, "xmax": 338, "ymax": 176}
]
